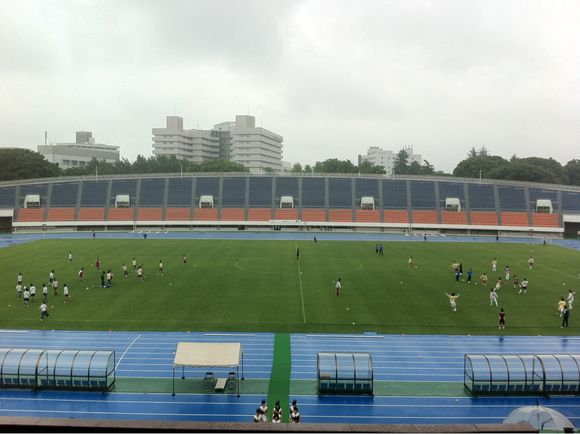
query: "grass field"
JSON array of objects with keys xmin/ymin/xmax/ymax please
[{"xmin": 1, "ymin": 238, "xmax": 579, "ymax": 335}]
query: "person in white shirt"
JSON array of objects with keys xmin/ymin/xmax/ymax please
[
  {"xmin": 519, "ymin": 278, "xmax": 529, "ymax": 295},
  {"xmin": 253, "ymin": 408, "xmax": 265, "ymax": 423},
  {"xmin": 49, "ymin": 270, "xmax": 55, "ymax": 283},
  {"xmin": 528, "ymin": 256, "xmax": 535, "ymax": 270},
  {"xmin": 42, "ymin": 283, "xmax": 48, "ymax": 303},
  {"xmin": 491, "ymin": 258, "xmax": 497, "ymax": 272},
  {"xmin": 258, "ymin": 400, "xmax": 268, "ymax": 420},
  {"xmin": 29, "ymin": 284, "xmax": 36, "ymax": 301},
  {"xmin": 490, "ymin": 289, "xmax": 498, "ymax": 307},
  {"xmin": 335, "ymin": 278, "xmax": 342, "ymax": 296},
  {"xmin": 40, "ymin": 302, "xmax": 49, "ymax": 320},
  {"xmin": 16, "ymin": 283, "xmax": 22, "ymax": 299},
  {"xmin": 17, "ymin": 273, "xmax": 23, "ymax": 284},
  {"xmin": 23, "ymin": 288, "xmax": 30, "ymax": 307},
  {"xmin": 68, "ymin": 252, "xmax": 72, "ymax": 261},
  {"xmin": 567, "ymin": 289, "xmax": 576, "ymax": 310},
  {"xmin": 52, "ymin": 279, "xmax": 59, "ymax": 296},
  {"xmin": 63, "ymin": 284, "xmax": 69, "ymax": 302}
]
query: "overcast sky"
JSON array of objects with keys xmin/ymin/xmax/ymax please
[{"xmin": 0, "ymin": 0, "xmax": 578, "ymax": 173}]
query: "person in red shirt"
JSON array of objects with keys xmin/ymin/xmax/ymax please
[{"xmin": 499, "ymin": 308, "xmax": 506, "ymax": 330}]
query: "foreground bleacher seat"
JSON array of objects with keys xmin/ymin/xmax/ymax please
[
  {"xmin": 441, "ymin": 211, "xmax": 467, "ymax": 225},
  {"xmin": 47, "ymin": 208, "xmax": 75, "ymax": 222},
  {"xmin": 532, "ymin": 213, "xmax": 560, "ymax": 228},
  {"xmin": 383, "ymin": 210, "xmax": 408, "ymax": 223},
  {"xmin": 248, "ymin": 208, "xmax": 272, "ymax": 221},
  {"xmin": 412, "ymin": 210, "xmax": 437, "ymax": 224},
  {"xmin": 329, "ymin": 209, "xmax": 352, "ymax": 223},
  {"xmin": 275, "ymin": 209, "xmax": 298, "ymax": 220},
  {"xmin": 78, "ymin": 208, "xmax": 105, "ymax": 221},
  {"xmin": 355, "ymin": 210, "xmax": 380, "ymax": 223},
  {"xmin": 302, "ymin": 209, "xmax": 325, "ymax": 222},
  {"xmin": 194, "ymin": 208, "xmax": 218, "ymax": 221},
  {"xmin": 166, "ymin": 207, "xmax": 190, "ymax": 221},
  {"xmin": 137, "ymin": 208, "xmax": 162, "ymax": 221},
  {"xmin": 108, "ymin": 208, "xmax": 134, "ymax": 221},
  {"xmin": 501, "ymin": 211, "xmax": 529, "ymax": 227},
  {"xmin": 221, "ymin": 208, "xmax": 245, "ymax": 221},
  {"xmin": 470, "ymin": 211, "xmax": 498, "ymax": 226},
  {"xmin": 16, "ymin": 208, "xmax": 44, "ymax": 222}
]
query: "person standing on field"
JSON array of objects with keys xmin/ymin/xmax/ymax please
[
  {"xmin": 335, "ymin": 278, "xmax": 341, "ymax": 296},
  {"xmin": 445, "ymin": 292, "xmax": 459, "ymax": 312},
  {"xmin": 562, "ymin": 305, "xmax": 570, "ymax": 328},
  {"xmin": 499, "ymin": 308, "xmax": 506, "ymax": 330},
  {"xmin": 490, "ymin": 289, "xmax": 499, "ymax": 307}
]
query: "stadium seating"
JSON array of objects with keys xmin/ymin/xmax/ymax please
[
  {"xmin": 16, "ymin": 208, "xmax": 44, "ymax": 222},
  {"xmin": 80, "ymin": 181, "xmax": 109, "ymax": 207},
  {"xmin": 412, "ymin": 210, "xmax": 437, "ymax": 224},
  {"xmin": 139, "ymin": 179, "xmax": 165, "ymax": 207},
  {"xmin": 50, "ymin": 183, "xmax": 79, "ymax": 207},
  {"xmin": 441, "ymin": 211, "xmax": 467, "ymax": 225},
  {"xmin": 196, "ymin": 177, "xmax": 220, "ymax": 200},
  {"xmin": 223, "ymin": 178, "xmax": 246, "ymax": 207},
  {"xmin": 355, "ymin": 210, "xmax": 380, "ymax": 223},
  {"xmin": 165, "ymin": 207, "xmax": 190, "ymax": 221},
  {"xmin": 193, "ymin": 208, "xmax": 218, "ymax": 221},
  {"xmin": 302, "ymin": 209, "xmax": 326, "ymax": 222},
  {"xmin": 562, "ymin": 191, "xmax": 580, "ymax": 212},
  {"xmin": 355, "ymin": 178, "xmax": 379, "ymax": 199},
  {"xmin": 383, "ymin": 210, "xmax": 408, "ymax": 223},
  {"xmin": 438, "ymin": 182, "xmax": 465, "ymax": 204},
  {"xmin": 275, "ymin": 209, "xmax": 298, "ymax": 220},
  {"xmin": 498, "ymin": 186, "xmax": 526, "ymax": 211},
  {"xmin": 47, "ymin": 208, "xmax": 75, "ymax": 222},
  {"xmin": 410, "ymin": 181, "xmax": 436, "ymax": 209},
  {"xmin": 108, "ymin": 208, "xmax": 134, "ymax": 221},
  {"xmin": 249, "ymin": 178, "xmax": 272, "ymax": 207},
  {"xmin": 0, "ymin": 186, "xmax": 16, "ymax": 208},
  {"xmin": 221, "ymin": 208, "xmax": 245, "ymax": 221},
  {"xmin": 468, "ymin": 184, "xmax": 496, "ymax": 211},
  {"xmin": 329, "ymin": 209, "xmax": 353, "ymax": 223},
  {"xmin": 532, "ymin": 213, "xmax": 559, "ymax": 227},
  {"xmin": 167, "ymin": 179, "xmax": 192, "ymax": 207},
  {"xmin": 470, "ymin": 211, "xmax": 498, "ymax": 225},
  {"xmin": 501, "ymin": 211, "xmax": 529, "ymax": 226},
  {"xmin": 248, "ymin": 208, "xmax": 272, "ymax": 221},
  {"xmin": 302, "ymin": 178, "xmax": 325, "ymax": 208},
  {"xmin": 137, "ymin": 208, "xmax": 162, "ymax": 221},
  {"xmin": 329, "ymin": 178, "xmax": 352, "ymax": 208},
  {"xmin": 78, "ymin": 207, "xmax": 105, "ymax": 221},
  {"xmin": 382, "ymin": 180, "xmax": 407, "ymax": 209}
]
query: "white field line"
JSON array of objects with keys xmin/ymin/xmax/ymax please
[{"xmin": 115, "ymin": 334, "xmax": 141, "ymax": 370}]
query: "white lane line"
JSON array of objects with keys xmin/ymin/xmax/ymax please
[
  {"xmin": 296, "ymin": 245, "xmax": 306, "ymax": 323},
  {"xmin": 115, "ymin": 334, "xmax": 141, "ymax": 370}
]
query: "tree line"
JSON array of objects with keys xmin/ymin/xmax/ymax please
[{"xmin": 0, "ymin": 147, "xmax": 579, "ymax": 186}]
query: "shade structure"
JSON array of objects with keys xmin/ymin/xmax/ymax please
[
  {"xmin": 504, "ymin": 405, "xmax": 574, "ymax": 431},
  {"xmin": 172, "ymin": 342, "xmax": 244, "ymax": 396}
]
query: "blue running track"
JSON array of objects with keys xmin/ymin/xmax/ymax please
[{"xmin": 0, "ymin": 330, "xmax": 579, "ymax": 425}]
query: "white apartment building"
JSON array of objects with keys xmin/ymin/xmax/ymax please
[
  {"xmin": 38, "ymin": 131, "xmax": 120, "ymax": 168},
  {"xmin": 152, "ymin": 115, "xmax": 283, "ymax": 174},
  {"xmin": 359, "ymin": 145, "xmax": 422, "ymax": 176}
]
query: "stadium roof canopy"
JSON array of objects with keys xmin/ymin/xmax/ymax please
[{"xmin": 172, "ymin": 342, "xmax": 244, "ymax": 396}]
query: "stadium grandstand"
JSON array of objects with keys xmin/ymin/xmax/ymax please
[{"xmin": 0, "ymin": 173, "xmax": 579, "ymax": 237}]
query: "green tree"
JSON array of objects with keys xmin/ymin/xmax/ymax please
[
  {"xmin": 303, "ymin": 164, "xmax": 313, "ymax": 174},
  {"xmin": 452, "ymin": 155, "xmax": 509, "ymax": 179},
  {"xmin": 313, "ymin": 159, "xmax": 357, "ymax": 173},
  {"xmin": 291, "ymin": 163, "xmax": 303, "ymax": 173},
  {"xmin": 565, "ymin": 160, "xmax": 580, "ymax": 186},
  {"xmin": 193, "ymin": 159, "xmax": 248, "ymax": 173},
  {"xmin": 0, "ymin": 148, "xmax": 60, "ymax": 181},
  {"xmin": 357, "ymin": 160, "xmax": 386, "ymax": 174},
  {"xmin": 393, "ymin": 149, "xmax": 410, "ymax": 175}
]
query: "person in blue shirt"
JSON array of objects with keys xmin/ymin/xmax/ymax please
[{"xmin": 467, "ymin": 268, "xmax": 473, "ymax": 284}]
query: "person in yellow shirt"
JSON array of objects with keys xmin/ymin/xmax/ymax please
[
  {"xmin": 558, "ymin": 297, "xmax": 567, "ymax": 317},
  {"xmin": 445, "ymin": 292, "xmax": 459, "ymax": 312}
]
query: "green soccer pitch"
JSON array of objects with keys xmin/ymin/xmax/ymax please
[{"xmin": 2, "ymin": 238, "xmax": 579, "ymax": 335}]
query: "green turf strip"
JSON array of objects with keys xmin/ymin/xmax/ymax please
[{"xmin": 267, "ymin": 333, "xmax": 291, "ymax": 422}]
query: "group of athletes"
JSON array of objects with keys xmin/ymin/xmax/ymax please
[{"xmin": 445, "ymin": 255, "xmax": 576, "ymax": 329}]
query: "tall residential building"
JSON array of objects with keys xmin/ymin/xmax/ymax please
[
  {"xmin": 358, "ymin": 145, "xmax": 422, "ymax": 176},
  {"xmin": 38, "ymin": 131, "xmax": 120, "ymax": 169},
  {"xmin": 152, "ymin": 115, "xmax": 283, "ymax": 174}
]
